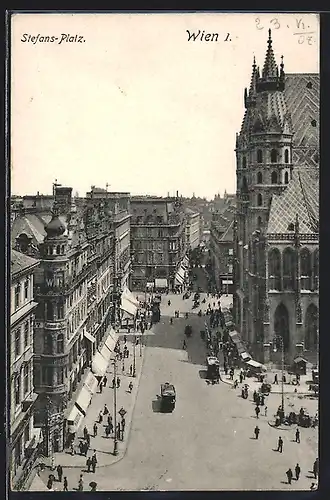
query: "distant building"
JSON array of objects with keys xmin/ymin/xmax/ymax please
[
  {"xmin": 234, "ymin": 29, "xmax": 319, "ymax": 364},
  {"xmin": 209, "ymin": 199, "xmax": 236, "ymax": 293},
  {"xmin": 10, "ymin": 250, "xmax": 40, "ymax": 491},
  {"xmin": 185, "ymin": 208, "xmax": 201, "ymax": 251},
  {"xmin": 130, "ymin": 194, "xmax": 187, "ymax": 290}
]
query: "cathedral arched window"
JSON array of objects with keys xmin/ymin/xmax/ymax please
[
  {"xmin": 46, "ymin": 301, "xmax": 54, "ymax": 321},
  {"xmin": 284, "ymin": 171, "xmax": 289, "ymax": 184},
  {"xmin": 56, "ymin": 245, "xmax": 61, "ymax": 255},
  {"xmin": 61, "ymin": 245, "xmax": 65, "ymax": 254},
  {"xmin": 313, "ymin": 249, "xmax": 319, "ymax": 290},
  {"xmin": 241, "ymin": 176, "xmax": 248, "ymax": 193},
  {"xmin": 257, "ymin": 216, "xmax": 262, "ymax": 228},
  {"xmin": 283, "ymin": 247, "xmax": 295, "ymax": 290},
  {"xmin": 268, "ymin": 248, "xmax": 281, "ymax": 290},
  {"xmin": 257, "ymin": 150, "xmax": 263, "ymax": 163},
  {"xmin": 44, "ymin": 333, "xmax": 53, "ymax": 355},
  {"xmin": 242, "ymin": 156, "xmax": 247, "ymax": 168},
  {"xmin": 271, "ymin": 171, "xmax": 278, "ymax": 184},
  {"xmin": 257, "ymin": 193, "xmax": 263, "ymax": 206},
  {"xmin": 271, "ymin": 149, "xmax": 278, "ymax": 163},
  {"xmin": 300, "ymin": 248, "xmax": 312, "ymax": 290},
  {"xmin": 284, "ymin": 149, "xmax": 289, "ymax": 164},
  {"xmin": 257, "ymin": 172, "xmax": 263, "ymax": 184}
]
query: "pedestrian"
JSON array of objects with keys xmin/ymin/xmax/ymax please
[
  {"xmin": 86, "ymin": 433, "xmax": 90, "ymax": 447},
  {"xmin": 63, "ymin": 477, "xmax": 68, "ymax": 491},
  {"xmin": 313, "ymin": 458, "xmax": 319, "ymax": 479},
  {"xmin": 124, "ymin": 335, "xmax": 127, "ymax": 343},
  {"xmin": 57, "ymin": 464, "xmax": 63, "ymax": 482},
  {"xmin": 264, "ymin": 406, "xmax": 268, "ymax": 417},
  {"xmin": 70, "ymin": 442, "xmax": 75, "ymax": 455},
  {"xmin": 83, "ymin": 426, "xmax": 88, "ymax": 439},
  {"xmin": 239, "ymin": 373, "xmax": 243, "ymax": 384},
  {"xmin": 99, "ymin": 382, "xmax": 103, "ymax": 393},
  {"xmin": 98, "ymin": 412, "xmax": 103, "ymax": 423},
  {"xmin": 183, "ymin": 340, "xmax": 187, "ymax": 350},
  {"xmin": 109, "ymin": 421, "xmax": 114, "ymax": 434},
  {"xmin": 91, "ymin": 482, "xmax": 97, "ymax": 492},
  {"xmin": 79, "ymin": 441, "xmax": 84, "ymax": 455},
  {"xmin": 86, "ymin": 457, "xmax": 92, "ymax": 473},
  {"xmin": 91, "ymin": 452, "xmax": 97, "ymax": 473},
  {"xmin": 310, "ymin": 482, "xmax": 317, "ymax": 490},
  {"xmin": 128, "ymin": 381, "xmax": 133, "ymax": 393},
  {"xmin": 126, "ymin": 349, "xmax": 130, "ymax": 358},
  {"xmin": 105, "ymin": 425, "xmax": 111, "ymax": 438},
  {"xmin": 112, "ymin": 377, "xmax": 115, "ymax": 388},
  {"xmin": 117, "ymin": 377, "xmax": 121, "ymax": 388},
  {"xmin": 107, "ymin": 415, "xmax": 112, "ymax": 426},
  {"xmin": 47, "ymin": 475, "xmax": 53, "ymax": 490},
  {"xmin": 103, "ymin": 375, "xmax": 107, "ymax": 386},
  {"xmin": 277, "ymin": 436, "xmax": 283, "ymax": 453},
  {"xmin": 122, "ymin": 362, "xmax": 125, "ymax": 373},
  {"xmin": 84, "ymin": 441, "xmax": 88, "ymax": 456},
  {"xmin": 255, "ymin": 406, "xmax": 260, "ymax": 419},
  {"xmin": 117, "ymin": 422, "xmax": 121, "ymax": 440},
  {"xmin": 121, "ymin": 417, "xmax": 126, "ymax": 433},
  {"xmin": 233, "ymin": 379, "xmax": 238, "ymax": 389},
  {"xmin": 274, "ymin": 374, "xmax": 278, "ymax": 384},
  {"xmin": 295, "ymin": 428, "xmax": 300, "ymax": 443},
  {"xmin": 254, "ymin": 426, "xmax": 260, "ymax": 440},
  {"xmin": 295, "ymin": 463, "xmax": 301, "ymax": 480},
  {"xmin": 78, "ymin": 474, "xmax": 84, "ymax": 491},
  {"xmin": 93, "ymin": 422, "xmax": 98, "ymax": 437},
  {"xmin": 286, "ymin": 468, "xmax": 293, "ymax": 485},
  {"xmin": 129, "ymin": 365, "xmax": 133, "ymax": 376}
]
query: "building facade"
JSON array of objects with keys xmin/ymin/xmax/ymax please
[
  {"xmin": 209, "ymin": 201, "xmax": 236, "ymax": 294},
  {"xmin": 11, "ymin": 185, "xmax": 116, "ymax": 455},
  {"xmin": 10, "ymin": 250, "xmax": 40, "ymax": 490},
  {"xmin": 185, "ymin": 208, "xmax": 201, "ymax": 251},
  {"xmin": 130, "ymin": 194, "xmax": 187, "ymax": 290},
  {"xmin": 233, "ymin": 29, "xmax": 319, "ymax": 363}
]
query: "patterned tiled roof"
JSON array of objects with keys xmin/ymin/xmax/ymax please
[
  {"xmin": 267, "ymin": 167, "xmax": 319, "ymax": 234},
  {"xmin": 11, "ymin": 249, "xmax": 39, "ymax": 277}
]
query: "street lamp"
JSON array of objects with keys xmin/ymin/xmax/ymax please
[
  {"xmin": 133, "ymin": 335, "xmax": 136, "ymax": 377},
  {"xmin": 272, "ymin": 335, "xmax": 285, "ymax": 417},
  {"xmin": 112, "ymin": 358, "xmax": 118, "ymax": 456}
]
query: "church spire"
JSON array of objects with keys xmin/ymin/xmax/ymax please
[
  {"xmin": 256, "ymin": 29, "xmax": 285, "ymax": 92},
  {"xmin": 244, "ymin": 56, "xmax": 258, "ymax": 108}
]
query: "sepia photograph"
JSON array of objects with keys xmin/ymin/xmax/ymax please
[{"xmin": 8, "ymin": 11, "xmax": 319, "ymax": 492}]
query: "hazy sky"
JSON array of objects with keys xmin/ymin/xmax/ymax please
[{"xmin": 11, "ymin": 12, "xmax": 319, "ymax": 199}]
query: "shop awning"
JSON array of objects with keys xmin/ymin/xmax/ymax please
[
  {"xmin": 29, "ymin": 473, "xmax": 50, "ymax": 491},
  {"xmin": 121, "ymin": 296, "xmax": 137, "ymax": 316},
  {"xmin": 103, "ymin": 328, "xmax": 118, "ymax": 353},
  {"xmin": 175, "ymin": 272, "xmax": 184, "ymax": 285},
  {"xmin": 67, "ymin": 405, "xmax": 84, "ymax": 433},
  {"xmin": 83, "ymin": 371, "xmax": 98, "ymax": 396},
  {"xmin": 155, "ymin": 278, "xmax": 168, "ymax": 288},
  {"xmin": 84, "ymin": 330, "xmax": 96, "ymax": 343},
  {"xmin": 75, "ymin": 385, "xmax": 92, "ymax": 415},
  {"xmin": 223, "ymin": 279, "xmax": 233, "ymax": 285},
  {"xmin": 91, "ymin": 351, "xmax": 108, "ymax": 378},
  {"xmin": 246, "ymin": 359, "xmax": 267, "ymax": 371},
  {"xmin": 100, "ymin": 342, "xmax": 112, "ymax": 364},
  {"xmin": 122, "ymin": 286, "xmax": 140, "ymax": 307}
]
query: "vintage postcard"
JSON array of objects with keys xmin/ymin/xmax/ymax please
[{"xmin": 9, "ymin": 12, "xmax": 319, "ymax": 492}]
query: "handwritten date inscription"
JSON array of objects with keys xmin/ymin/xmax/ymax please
[{"xmin": 255, "ymin": 17, "xmax": 317, "ymax": 45}]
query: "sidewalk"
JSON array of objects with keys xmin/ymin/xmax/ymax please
[{"xmin": 52, "ymin": 335, "xmax": 146, "ymax": 468}]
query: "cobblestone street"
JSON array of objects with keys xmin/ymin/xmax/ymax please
[{"xmin": 34, "ymin": 290, "xmax": 318, "ymax": 491}]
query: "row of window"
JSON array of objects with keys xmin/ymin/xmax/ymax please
[
  {"xmin": 13, "ymin": 362, "xmax": 31, "ymax": 406},
  {"xmin": 255, "ymin": 170, "xmax": 290, "ymax": 185},
  {"xmin": 13, "ymin": 278, "xmax": 31, "ymax": 311},
  {"xmin": 268, "ymin": 247, "xmax": 319, "ymax": 290},
  {"xmin": 14, "ymin": 318, "xmax": 33, "ymax": 358},
  {"xmin": 34, "ymin": 365, "xmax": 66, "ymax": 386},
  {"xmin": 242, "ymin": 148, "xmax": 290, "ymax": 168},
  {"xmin": 132, "ymin": 227, "xmax": 168, "ymax": 238}
]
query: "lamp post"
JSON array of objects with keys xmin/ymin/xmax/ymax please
[
  {"xmin": 272, "ymin": 335, "xmax": 285, "ymax": 415},
  {"xmin": 133, "ymin": 334, "xmax": 136, "ymax": 377},
  {"xmin": 112, "ymin": 358, "xmax": 118, "ymax": 456}
]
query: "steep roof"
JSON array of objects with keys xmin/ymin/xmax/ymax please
[
  {"xmin": 11, "ymin": 213, "xmax": 47, "ymax": 246},
  {"xmin": 267, "ymin": 167, "xmax": 319, "ymax": 234},
  {"xmin": 11, "ymin": 249, "xmax": 39, "ymax": 277}
]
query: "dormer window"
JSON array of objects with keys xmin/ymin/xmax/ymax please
[
  {"xmin": 284, "ymin": 171, "xmax": 289, "ymax": 184},
  {"xmin": 257, "ymin": 194, "xmax": 263, "ymax": 206},
  {"xmin": 306, "ymin": 81, "xmax": 312, "ymax": 89},
  {"xmin": 311, "ymin": 119, "xmax": 317, "ymax": 127},
  {"xmin": 284, "ymin": 149, "xmax": 289, "ymax": 164},
  {"xmin": 288, "ymin": 223, "xmax": 294, "ymax": 231}
]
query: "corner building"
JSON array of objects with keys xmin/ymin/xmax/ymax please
[{"xmin": 234, "ymin": 30, "xmax": 319, "ymax": 364}]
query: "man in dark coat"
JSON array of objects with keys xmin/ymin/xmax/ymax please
[
  {"xmin": 277, "ymin": 436, "xmax": 283, "ymax": 453},
  {"xmin": 286, "ymin": 468, "xmax": 293, "ymax": 484},
  {"xmin": 254, "ymin": 426, "xmax": 260, "ymax": 440},
  {"xmin": 295, "ymin": 463, "xmax": 301, "ymax": 480},
  {"xmin": 57, "ymin": 464, "xmax": 63, "ymax": 482}
]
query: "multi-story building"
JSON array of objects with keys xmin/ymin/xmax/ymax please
[
  {"xmin": 234, "ymin": 29, "xmax": 319, "ymax": 363},
  {"xmin": 209, "ymin": 200, "xmax": 236, "ymax": 293},
  {"xmin": 185, "ymin": 208, "xmax": 201, "ymax": 251},
  {"xmin": 130, "ymin": 194, "xmax": 187, "ymax": 290},
  {"xmin": 86, "ymin": 188, "xmax": 131, "ymax": 291},
  {"xmin": 11, "ymin": 185, "xmax": 116, "ymax": 454},
  {"xmin": 10, "ymin": 250, "xmax": 40, "ymax": 490}
]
